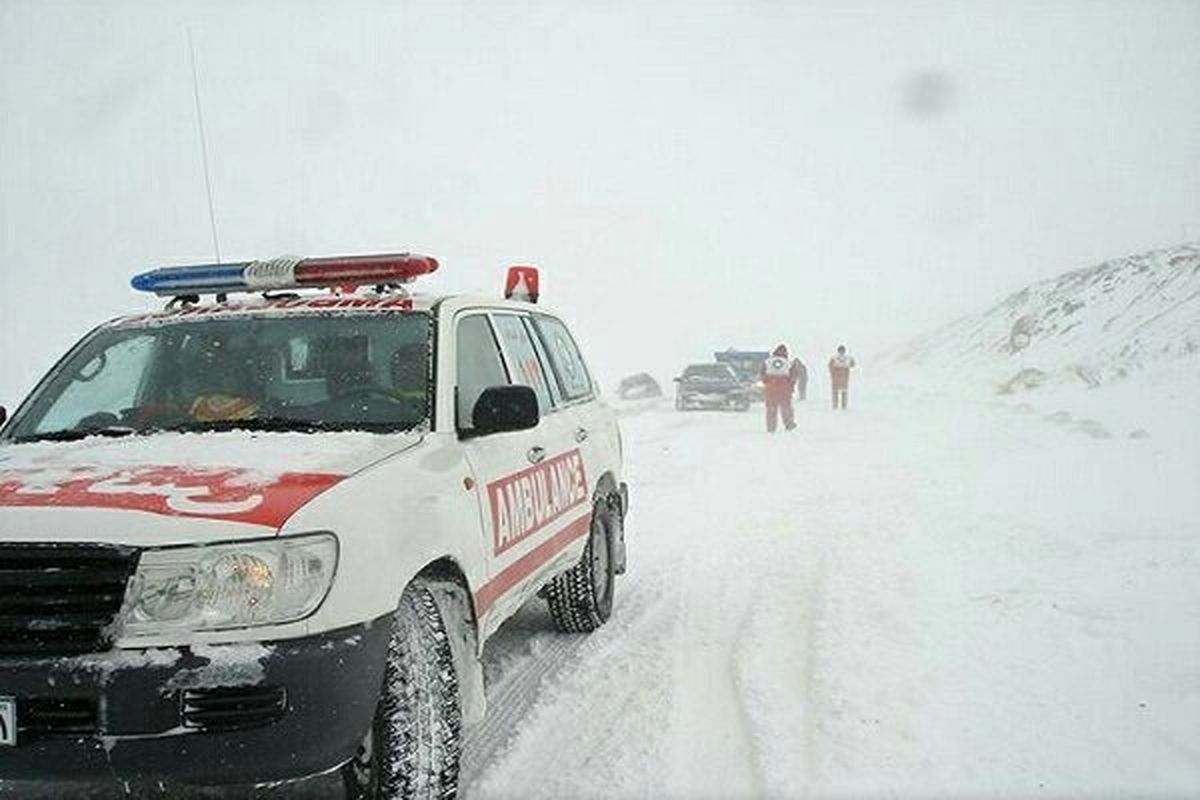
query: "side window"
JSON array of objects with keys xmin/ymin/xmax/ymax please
[
  {"xmin": 491, "ymin": 314, "xmax": 554, "ymax": 412},
  {"xmin": 522, "ymin": 317, "xmax": 563, "ymax": 407},
  {"xmin": 456, "ymin": 315, "xmax": 509, "ymax": 430},
  {"xmin": 535, "ymin": 316, "xmax": 593, "ymax": 401}
]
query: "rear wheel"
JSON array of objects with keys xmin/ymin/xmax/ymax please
[
  {"xmin": 343, "ymin": 582, "xmax": 462, "ymax": 800},
  {"xmin": 545, "ymin": 499, "xmax": 616, "ymax": 633}
]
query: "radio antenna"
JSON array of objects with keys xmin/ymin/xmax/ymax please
[{"xmin": 187, "ymin": 27, "xmax": 222, "ymax": 263}]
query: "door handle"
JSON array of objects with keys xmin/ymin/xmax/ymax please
[
  {"xmin": 527, "ymin": 446, "xmax": 546, "ymax": 464},
  {"xmin": 575, "ymin": 428, "xmax": 589, "ymax": 443}
]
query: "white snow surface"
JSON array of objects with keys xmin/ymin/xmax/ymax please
[
  {"xmin": 894, "ymin": 242, "xmax": 1200, "ymax": 388},
  {"xmin": 456, "ymin": 388, "xmax": 1199, "ymax": 799}
]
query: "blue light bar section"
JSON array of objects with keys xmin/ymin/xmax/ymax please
[{"xmin": 131, "ymin": 262, "xmax": 251, "ymax": 296}]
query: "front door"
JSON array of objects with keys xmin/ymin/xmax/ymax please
[{"xmin": 455, "ymin": 312, "xmax": 587, "ymax": 635}]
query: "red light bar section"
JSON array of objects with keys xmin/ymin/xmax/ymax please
[
  {"xmin": 505, "ymin": 265, "xmax": 540, "ymax": 303},
  {"xmin": 294, "ymin": 254, "xmax": 439, "ymax": 287}
]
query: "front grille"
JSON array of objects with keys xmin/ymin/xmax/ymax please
[
  {"xmin": 18, "ymin": 697, "xmax": 98, "ymax": 738},
  {"xmin": 0, "ymin": 544, "xmax": 139, "ymax": 656},
  {"xmin": 182, "ymin": 686, "xmax": 288, "ymax": 732}
]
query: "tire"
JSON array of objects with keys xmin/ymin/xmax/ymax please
[
  {"xmin": 343, "ymin": 582, "xmax": 463, "ymax": 800},
  {"xmin": 544, "ymin": 499, "xmax": 616, "ymax": 633}
]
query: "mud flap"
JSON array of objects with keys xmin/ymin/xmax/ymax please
[
  {"xmin": 611, "ymin": 483, "xmax": 630, "ymax": 575},
  {"xmin": 428, "ymin": 581, "xmax": 487, "ymax": 728}
]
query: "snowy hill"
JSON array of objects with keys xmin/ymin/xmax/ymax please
[{"xmin": 896, "ymin": 242, "xmax": 1200, "ymax": 389}]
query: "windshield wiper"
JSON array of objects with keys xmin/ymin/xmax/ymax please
[
  {"xmin": 13, "ymin": 426, "xmax": 138, "ymax": 444},
  {"xmin": 159, "ymin": 417, "xmax": 342, "ymax": 435},
  {"xmin": 161, "ymin": 417, "xmax": 423, "ymax": 435}
]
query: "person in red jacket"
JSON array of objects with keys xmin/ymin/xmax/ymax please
[
  {"xmin": 828, "ymin": 345, "xmax": 856, "ymax": 410},
  {"xmin": 760, "ymin": 344, "xmax": 801, "ymax": 432}
]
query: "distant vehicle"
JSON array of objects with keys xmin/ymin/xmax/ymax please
[
  {"xmin": 616, "ymin": 372, "xmax": 663, "ymax": 401},
  {"xmin": 714, "ymin": 349, "xmax": 769, "ymax": 401},
  {"xmin": 674, "ymin": 363, "xmax": 751, "ymax": 412}
]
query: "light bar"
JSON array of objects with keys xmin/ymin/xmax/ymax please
[
  {"xmin": 130, "ymin": 262, "xmax": 252, "ymax": 296},
  {"xmin": 505, "ymin": 265, "xmax": 540, "ymax": 303},
  {"xmin": 131, "ymin": 254, "xmax": 439, "ymax": 297}
]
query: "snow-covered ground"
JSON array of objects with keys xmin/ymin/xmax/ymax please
[
  {"xmin": 457, "ymin": 386, "xmax": 1199, "ymax": 799},
  {"xmin": 895, "ymin": 242, "xmax": 1200, "ymax": 387},
  {"xmin": 9, "ymin": 378, "xmax": 1199, "ymax": 799}
]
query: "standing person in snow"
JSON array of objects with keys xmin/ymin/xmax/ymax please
[
  {"xmin": 793, "ymin": 357, "xmax": 808, "ymax": 401},
  {"xmin": 828, "ymin": 345, "xmax": 856, "ymax": 410},
  {"xmin": 760, "ymin": 344, "xmax": 801, "ymax": 432}
]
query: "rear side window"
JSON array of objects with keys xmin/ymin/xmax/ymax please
[
  {"xmin": 522, "ymin": 317, "xmax": 563, "ymax": 407},
  {"xmin": 535, "ymin": 316, "xmax": 593, "ymax": 401},
  {"xmin": 492, "ymin": 314, "xmax": 554, "ymax": 412},
  {"xmin": 456, "ymin": 315, "xmax": 509, "ymax": 430}
]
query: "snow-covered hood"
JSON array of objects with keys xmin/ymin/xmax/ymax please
[{"xmin": 0, "ymin": 430, "xmax": 421, "ymax": 545}]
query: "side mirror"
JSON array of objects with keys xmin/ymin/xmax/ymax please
[
  {"xmin": 673, "ymin": 377, "xmax": 682, "ymax": 382},
  {"xmin": 471, "ymin": 385, "xmax": 539, "ymax": 436}
]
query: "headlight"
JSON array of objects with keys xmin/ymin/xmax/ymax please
[{"xmin": 118, "ymin": 532, "xmax": 338, "ymax": 639}]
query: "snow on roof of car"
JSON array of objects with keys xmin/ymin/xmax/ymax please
[
  {"xmin": 108, "ymin": 291, "xmax": 549, "ymax": 328},
  {"xmin": 108, "ymin": 292, "xmax": 439, "ymax": 328}
]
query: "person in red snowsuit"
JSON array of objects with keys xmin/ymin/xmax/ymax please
[
  {"xmin": 828, "ymin": 344, "xmax": 856, "ymax": 410},
  {"xmin": 760, "ymin": 344, "xmax": 801, "ymax": 432}
]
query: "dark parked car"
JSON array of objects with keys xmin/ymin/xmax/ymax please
[{"xmin": 674, "ymin": 363, "xmax": 751, "ymax": 411}]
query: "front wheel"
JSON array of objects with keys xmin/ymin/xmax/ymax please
[
  {"xmin": 343, "ymin": 582, "xmax": 463, "ymax": 800},
  {"xmin": 544, "ymin": 499, "xmax": 616, "ymax": 633}
]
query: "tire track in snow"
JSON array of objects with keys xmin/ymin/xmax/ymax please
[
  {"xmin": 458, "ymin": 612, "xmax": 590, "ymax": 788},
  {"xmin": 460, "ymin": 573, "xmax": 675, "ymax": 798},
  {"xmin": 730, "ymin": 548, "xmax": 828, "ymax": 796},
  {"xmin": 644, "ymin": 409, "xmax": 829, "ymax": 799},
  {"xmin": 662, "ymin": 575, "xmax": 767, "ymax": 799}
]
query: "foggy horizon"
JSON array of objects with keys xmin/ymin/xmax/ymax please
[{"xmin": 4, "ymin": 0, "xmax": 1199, "ymax": 395}]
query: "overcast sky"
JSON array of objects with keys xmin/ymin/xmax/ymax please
[{"xmin": 2, "ymin": 0, "xmax": 1198, "ymax": 401}]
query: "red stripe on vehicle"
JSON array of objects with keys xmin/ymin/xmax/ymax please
[
  {"xmin": 0, "ymin": 466, "xmax": 343, "ymax": 529},
  {"xmin": 475, "ymin": 511, "xmax": 592, "ymax": 615},
  {"xmin": 487, "ymin": 448, "xmax": 588, "ymax": 556}
]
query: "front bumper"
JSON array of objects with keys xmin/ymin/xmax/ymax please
[{"xmin": 0, "ymin": 618, "xmax": 391, "ymax": 786}]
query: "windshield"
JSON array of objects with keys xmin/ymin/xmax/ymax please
[
  {"xmin": 684, "ymin": 365, "xmax": 735, "ymax": 381},
  {"xmin": 5, "ymin": 312, "xmax": 432, "ymax": 442}
]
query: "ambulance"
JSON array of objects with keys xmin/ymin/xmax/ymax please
[{"xmin": 0, "ymin": 254, "xmax": 629, "ymax": 799}]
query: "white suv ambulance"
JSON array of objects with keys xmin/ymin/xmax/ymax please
[{"xmin": 0, "ymin": 255, "xmax": 628, "ymax": 799}]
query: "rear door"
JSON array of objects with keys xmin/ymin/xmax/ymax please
[{"xmin": 455, "ymin": 312, "xmax": 587, "ymax": 635}]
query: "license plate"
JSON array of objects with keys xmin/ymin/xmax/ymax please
[{"xmin": 0, "ymin": 697, "xmax": 14, "ymax": 746}]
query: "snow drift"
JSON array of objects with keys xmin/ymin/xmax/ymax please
[{"xmin": 895, "ymin": 242, "xmax": 1200, "ymax": 389}]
